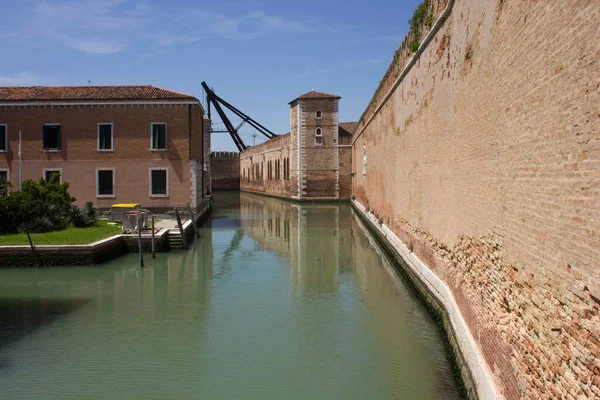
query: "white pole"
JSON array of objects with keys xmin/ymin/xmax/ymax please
[{"xmin": 18, "ymin": 130, "xmax": 22, "ymax": 191}]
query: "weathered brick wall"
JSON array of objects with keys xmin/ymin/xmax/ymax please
[
  {"xmin": 211, "ymin": 151, "xmax": 240, "ymax": 191},
  {"xmin": 339, "ymin": 146, "xmax": 352, "ymax": 200},
  {"xmin": 352, "ymin": 0, "xmax": 599, "ymax": 398},
  {"xmin": 0, "ymin": 103, "xmax": 205, "ymax": 208},
  {"xmin": 239, "ymin": 134, "xmax": 297, "ymax": 197}
]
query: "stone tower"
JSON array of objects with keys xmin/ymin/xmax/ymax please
[{"xmin": 289, "ymin": 90, "xmax": 341, "ymax": 199}]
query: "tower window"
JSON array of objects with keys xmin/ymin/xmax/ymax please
[
  {"xmin": 316, "ymin": 111, "xmax": 322, "ymax": 119},
  {"xmin": 315, "ymin": 128, "xmax": 323, "ymax": 145}
]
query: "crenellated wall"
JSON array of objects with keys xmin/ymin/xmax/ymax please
[
  {"xmin": 352, "ymin": 0, "xmax": 599, "ymax": 398},
  {"xmin": 211, "ymin": 151, "xmax": 240, "ymax": 191}
]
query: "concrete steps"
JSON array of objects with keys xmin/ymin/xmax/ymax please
[{"xmin": 168, "ymin": 231, "xmax": 184, "ymax": 249}]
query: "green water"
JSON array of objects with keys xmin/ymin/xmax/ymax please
[{"xmin": 0, "ymin": 192, "xmax": 462, "ymax": 399}]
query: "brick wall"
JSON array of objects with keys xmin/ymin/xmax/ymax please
[
  {"xmin": 352, "ymin": 0, "xmax": 599, "ymax": 398},
  {"xmin": 240, "ymin": 134, "xmax": 296, "ymax": 197},
  {"xmin": 211, "ymin": 151, "xmax": 240, "ymax": 191},
  {"xmin": 0, "ymin": 103, "xmax": 205, "ymax": 208}
]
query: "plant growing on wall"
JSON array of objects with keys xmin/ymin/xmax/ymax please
[{"xmin": 408, "ymin": 0, "xmax": 430, "ymax": 52}]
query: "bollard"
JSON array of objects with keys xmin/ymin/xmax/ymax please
[
  {"xmin": 151, "ymin": 215, "xmax": 156, "ymax": 259},
  {"xmin": 187, "ymin": 202, "xmax": 199, "ymax": 238},
  {"xmin": 137, "ymin": 212, "xmax": 144, "ymax": 267},
  {"xmin": 25, "ymin": 230, "xmax": 40, "ymax": 267}
]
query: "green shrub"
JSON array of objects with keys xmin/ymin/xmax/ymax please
[
  {"xmin": 409, "ymin": 40, "xmax": 421, "ymax": 52},
  {"xmin": 70, "ymin": 202, "xmax": 98, "ymax": 228},
  {"xmin": 0, "ymin": 178, "xmax": 97, "ymax": 234},
  {"xmin": 409, "ymin": 0, "xmax": 430, "ymax": 35},
  {"xmin": 426, "ymin": 13, "xmax": 434, "ymax": 28}
]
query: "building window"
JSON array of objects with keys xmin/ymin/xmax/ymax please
[
  {"xmin": 0, "ymin": 169, "xmax": 8, "ymax": 183},
  {"xmin": 0, "ymin": 124, "xmax": 7, "ymax": 152},
  {"xmin": 316, "ymin": 111, "xmax": 322, "ymax": 119},
  {"xmin": 43, "ymin": 124, "xmax": 61, "ymax": 151},
  {"xmin": 98, "ymin": 123, "xmax": 113, "ymax": 151},
  {"xmin": 150, "ymin": 168, "xmax": 169, "ymax": 197},
  {"xmin": 315, "ymin": 127, "xmax": 323, "ymax": 145},
  {"xmin": 96, "ymin": 168, "xmax": 115, "ymax": 198},
  {"xmin": 43, "ymin": 169, "xmax": 62, "ymax": 184},
  {"xmin": 151, "ymin": 123, "xmax": 167, "ymax": 150},
  {"xmin": 276, "ymin": 160, "xmax": 280, "ymax": 180}
]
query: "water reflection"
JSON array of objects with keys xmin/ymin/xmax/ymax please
[{"xmin": 0, "ymin": 192, "xmax": 461, "ymax": 400}]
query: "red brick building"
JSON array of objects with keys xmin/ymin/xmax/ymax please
[{"xmin": 0, "ymin": 85, "xmax": 211, "ymax": 210}]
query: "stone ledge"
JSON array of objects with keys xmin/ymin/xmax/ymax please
[{"xmin": 0, "ymin": 203, "xmax": 212, "ymax": 268}]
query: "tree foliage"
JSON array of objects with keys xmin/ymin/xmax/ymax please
[{"xmin": 0, "ymin": 178, "xmax": 97, "ymax": 234}]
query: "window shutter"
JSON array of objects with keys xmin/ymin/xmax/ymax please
[{"xmin": 43, "ymin": 125, "xmax": 49, "ymax": 148}]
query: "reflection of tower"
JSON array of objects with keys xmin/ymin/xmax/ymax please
[
  {"xmin": 238, "ymin": 192, "xmax": 347, "ymax": 293},
  {"xmin": 291, "ymin": 204, "xmax": 341, "ymax": 292}
]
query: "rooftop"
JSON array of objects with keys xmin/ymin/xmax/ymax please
[
  {"xmin": 339, "ymin": 122, "xmax": 358, "ymax": 137},
  {"xmin": 289, "ymin": 90, "xmax": 341, "ymax": 104},
  {"xmin": 0, "ymin": 85, "xmax": 198, "ymax": 102}
]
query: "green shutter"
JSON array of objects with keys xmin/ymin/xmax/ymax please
[
  {"xmin": 57, "ymin": 126, "xmax": 62, "ymax": 150},
  {"xmin": 0, "ymin": 126, "xmax": 6, "ymax": 151},
  {"xmin": 152, "ymin": 125, "xmax": 157, "ymax": 149},
  {"xmin": 43, "ymin": 125, "xmax": 49, "ymax": 149}
]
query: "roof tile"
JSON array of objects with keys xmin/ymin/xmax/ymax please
[
  {"xmin": 339, "ymin": 122, "xmax": 358, "ymax": 136},
  {"xmin": 0, "ymin": 85, "xmax": 197, "ymax": 102},
  {"xmin": 290, "ymin": 90, "xmax": 341, "ymax": 103}
]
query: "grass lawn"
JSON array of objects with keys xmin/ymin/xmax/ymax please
[{"xmin": 0, "ymin": 220, "xmax": 122, "ymax": 246}]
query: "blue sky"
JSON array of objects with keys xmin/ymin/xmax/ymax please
[{"xmin": 0, "ymin": 0, "xmax": 421, "ymax": 151}]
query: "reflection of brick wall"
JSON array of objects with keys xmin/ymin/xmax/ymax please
[
  {"xmin": 352, "ymin": 0, "xmax": 600, "ymax": 398},
  {"xmin": 211, "ymin": 152, "xmax": 239, "ymax": 191}
]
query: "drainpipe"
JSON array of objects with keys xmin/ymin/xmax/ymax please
[{"xmin": 352, "ymin": 0, "xmax": 456, "ymax": 144}]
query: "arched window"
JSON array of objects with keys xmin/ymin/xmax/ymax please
[
  {"xmin": 315, "ymin": 128, "xmax": 323, "ymax": 145},
  {"xmin": 316, "ymin": 110, "xmax": 322, "ymax": 119}
]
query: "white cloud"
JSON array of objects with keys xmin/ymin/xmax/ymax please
[
  {"xmin": 151, "ymin": 9, "xmax": 314, "ymax": 45},
  {"xmin": 0, "ymin": 72, "xmax": 40, "ymax": 86},
  {"xmin": 28, "ymin": 0, "xmax": 146, "ymax": 54},
  {"xmin": 6, "ymin": 1, "xmax": 316, "ymax": 55},
  {"xmin": 62, "ymin": 36, "xmax": 129, "ymax": 54}
]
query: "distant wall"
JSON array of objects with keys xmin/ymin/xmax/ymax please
[
  {"xmin": 239, "ymin": 134, "xmax": 296, "ymax": 198},
  {"xmin": 352, "ymin": 0, "xmax": 599, "ymax": 398},
  {"xmin": 211, "ymin": 151, "xmax": 240, "ymax": 191}
]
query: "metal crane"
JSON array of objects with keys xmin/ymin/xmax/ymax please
[{"xmin": 201, "ymin": 82, "xmax": 277, "ymax": 152}]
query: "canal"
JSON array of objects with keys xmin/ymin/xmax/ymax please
[{"xmin": 0, "ymin": 192, "xmax": 462, "ymax": 399}]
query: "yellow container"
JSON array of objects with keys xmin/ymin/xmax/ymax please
[{"xmin": 111, "ymin": 203, "xmax": 140, "ymax": 221}]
